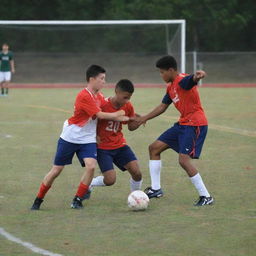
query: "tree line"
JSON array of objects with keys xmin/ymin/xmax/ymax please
[{"xmin": 0, "ymin": 0, "xmax": 255, "ymax": 51}]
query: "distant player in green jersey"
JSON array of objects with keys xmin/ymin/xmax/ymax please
[{"xmin": 0, "ymin": 43, "xmax": 15, "ymax": 96}]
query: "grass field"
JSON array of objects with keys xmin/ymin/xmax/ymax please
[{"xmin": 0, "ymin": 87, "xmax": 255, "ymax": 256}]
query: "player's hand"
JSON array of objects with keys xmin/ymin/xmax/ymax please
[
  {"xmin": 115, "ymin": 115, "xmax": 129, "ymax": 122},
  {"xmin": 131, "ymin": 116, "xmax": 147, "ymax": 126},
  {"xmin": 115, "ymin": 110, "xmax": 125, "ymax": 117},
  {"xmin": 193, "ymin": 70, "xmax": 206, "ymax": 82}
]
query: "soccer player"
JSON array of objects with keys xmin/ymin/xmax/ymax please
[
  {"xmin": 31, "ymin": 65, "xmax": 128, "ymax": 210},
  {"xmin": 136, "ymin": 55, "xmax": 214, "ymax": 206},
  {"xmin": 84, "ymin": 79, "xmax": 142, "ymax": 197},
  {"xmin": 0, "ymin": 43, "xmax": 15, "ymax": 96}
]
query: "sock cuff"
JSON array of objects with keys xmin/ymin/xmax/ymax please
[{"xmin": 130, "ymin": 178, "xmax": 142, "ymax": 184}]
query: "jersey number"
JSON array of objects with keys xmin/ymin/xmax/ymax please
[{"xmin": 106, "ymin": 121, "xmax": 120, "ymax": 133}]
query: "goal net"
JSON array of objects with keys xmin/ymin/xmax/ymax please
[{"xmin": 0, "ymin": 20, "xmax": 185, "ymax": 85}]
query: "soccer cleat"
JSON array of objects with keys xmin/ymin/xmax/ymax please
[
  {"xmin": 31, "ymin": 197, "xmax": 44, "ymax": 210},
  {"xmin": 81, "ymin": 188, "xmax": 92, "ymax": 201},
  {"xmin": 144, "ymin": 186, "xmax": 164, "ymax": 199},
  {"xmin": 194, "ymin": 196, "xmax": 214, "ymax": 206},
  {"xmin": 71, "ymin": 196, "xmax": 84, "ymax": 209}
]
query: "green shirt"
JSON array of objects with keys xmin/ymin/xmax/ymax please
[{"xmin": 0, "ymin": 51, "xmax": 13, "ymax": 72}]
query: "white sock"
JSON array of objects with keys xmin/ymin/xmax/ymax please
[
  {"xmin": 130, "ymin": 178, "xmax": 142, "ymax": 192},
  {"xmin": 190, "ymin": 173, "xmax": 210, "ymax": 197},
  {"xmin": 90, "ymin": 176, "xmax": 105, "ymax": 187},
  {"xmin": 149, "ymin": 160, "xmax": 162, "ymax": 190}
]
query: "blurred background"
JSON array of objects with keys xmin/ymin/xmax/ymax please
[{"xmin": 0, "ymin": 0, "xmax": 255, "ymax": 84}]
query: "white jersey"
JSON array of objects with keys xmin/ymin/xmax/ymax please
[{"xmin": 60, "ymin": 119, "xmax": 98, "ymax": 144}]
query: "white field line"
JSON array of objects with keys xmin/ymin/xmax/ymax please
[
  {"xmin": 0, "ymin": 227, "xmax": 63, "ymax": 256},
  {"xmin": 18, "ymin": 104, "xmax": 256, "ymax": 138}
]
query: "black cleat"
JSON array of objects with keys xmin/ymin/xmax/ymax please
[
  {"xmin": 71, "ymin": 196, "xmax": 84, "ymax": 209},
  {"xmin": 31, "ymin": 197, "xmax": 43, "ymax": 210},
  {"xmin": 144, "ymin": 186, "xmax": 164, "ymax": 199},
  {"xmin": 194, "ymin": 196, "xmax": 214, "ymax": 206}
]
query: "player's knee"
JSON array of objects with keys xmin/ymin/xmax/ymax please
[
  {"xmin": 84, "ymin": 160, "xmax": 97, "ymax": 171},
  {"xmin": 51, "ymin": 166, "xmax": 64, "ymax": 177},
  {"xmin": 104, "ymin": 177, "xmax": 116, "ymax": 186},
  {"xmin": 149, "ymin": 143, "xmax": 159, "ymax": 156}
]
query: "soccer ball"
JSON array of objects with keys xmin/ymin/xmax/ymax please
[{"xmin": 127, "ymin": 190, "xmax": 149, "ymax": 211}]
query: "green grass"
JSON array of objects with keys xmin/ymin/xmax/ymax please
[{"xmin": 0, "ymin": 87, "xmax": 255, "ymax": 256}]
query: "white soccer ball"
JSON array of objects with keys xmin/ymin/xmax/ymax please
[{"xmin": 127, "ymin": 190, "xmax": 149, "ymax": 211}]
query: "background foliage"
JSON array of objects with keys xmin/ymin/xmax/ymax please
[{"xmin": 0, "ymin": 0, "xmax": 255, "ymax": 51}]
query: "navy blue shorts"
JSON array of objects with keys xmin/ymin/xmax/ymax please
[
  {"xmin": 53, "ymin": 138, "xmax": 97, "ymax": 167},
  {"xmin": 158, "ymin": 123, "xmax": 208, "ymax": 159},
  {"xmin": 97, "ymin": 145, "xmax": 137, "ymax": 172}
]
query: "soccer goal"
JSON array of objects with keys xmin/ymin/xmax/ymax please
[{"xmin": 0, "ymin": 20, "xmax": 185, "ymax": 85}]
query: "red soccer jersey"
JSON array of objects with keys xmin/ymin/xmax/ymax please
[
  {"xmin": 68, "ymin": 88, "xmax": 106, "ymax": 127},
  {"xmin": 166, "ymin": 73, "xmax": 208, "ymax": 126},
  {"xmin": 97, "ymin": 98, "xmax": 135, "ymax": 150}
]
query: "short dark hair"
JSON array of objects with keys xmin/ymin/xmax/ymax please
[
  {"xmin": 156, "ymin": 55, "xmax": 177, "ymax": 71},
  {"xmin": 86, "ymin": 65, "xmax": 106, "ymax": 82},
  {"xmin": 116, "ymin": 79, "xmax": 134, "ymax": 94}
]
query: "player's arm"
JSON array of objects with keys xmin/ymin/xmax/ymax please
[
  {"xmin": 139, "ymin": 103, "xmax": 169, "ymax": 124},
  {"xmin": 10, "ymin": 60, "xmax": 15, "ymax": 73},
  {"xmin": 96, "ymin": 110, "xmax": 129, "ymax": 122},
  {"xmin": 134, "ymin": 94, "xmax": 171, "ymax": 126},
  {"xmin": 193, "ymin": 70, "xmax": 206, "ymax": 83},
  {"xmin": 179, "ymin": 71, "xmax": 206, "ymax": 90},
  {"xmin": 128, "ymin": 113, "xmax": 141, "ymax": 131}
]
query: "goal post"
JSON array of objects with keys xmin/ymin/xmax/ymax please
[{"xmin": 0, "ymin": 20, "xmax": 186, "ymax": 84}]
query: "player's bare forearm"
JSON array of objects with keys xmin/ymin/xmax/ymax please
[
  {"xmin": 141, "ymin": 103, "xmax": 168, "ymax": 123},
  {"xmin": 10, "ymin": 60, "xmax": 15, "ymax": 73},
  {"xmin": 193, "ymin": 70, "xmax": 206, "ymax": 83},
  {"xmin": 96, "ymin": 110, "xmax": 126, "ymax": 120}
]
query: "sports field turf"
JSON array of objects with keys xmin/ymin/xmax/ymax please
[{"xmin": 0, "ymin": 87, "xmax": 255, "ymax": 256}]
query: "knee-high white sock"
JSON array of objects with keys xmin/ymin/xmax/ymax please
[
  {"xmin": 130, "ymin": 178, "xmax": 142, "ymax": 192},
  {"xmin": 190, "ymin": 173, "xmax": 210, "ymax": 197},
  {"xmin": 90, "ymin": 176, "xmax": 105, "ymax": 187},
  {"xmin": 149, "ymin": 160, "xmax": 162, "ymax": 190}
]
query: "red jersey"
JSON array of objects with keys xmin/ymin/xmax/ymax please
[
  {"xmin": 68, "ymin": 88, "xmax": 105, "ymax": 127},
  {"xmin": 97, "ymin": 98, "xmax": 135, "ymax": 150},
  {"xmin": 166, "ymin": 73, "xmax": 208, "ymax": 126}
]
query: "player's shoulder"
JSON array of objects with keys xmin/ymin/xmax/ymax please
[
  {"xmin": 178, "ymin": 73, "xmax": 190, "ymax": 80},
  {"xmin": 76, "ymin": 88, "xmax": 92, "ymax": 101}
]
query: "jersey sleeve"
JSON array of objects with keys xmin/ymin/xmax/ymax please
[
  {"xmin": 78, "ymin": 94, "xmax": 101, "ymax": 117},
  {"xmin": 179, "ymin": 75, "xmax": 197, "ymax": 90},
  {"xmin": 162, "ymin": 93, "xmax": 173, "ymax": 105}
]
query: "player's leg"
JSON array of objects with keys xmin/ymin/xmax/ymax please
[
  {"xmin": 81, "ymin": 149, "xmax": 117, "ymax": 201},
  {"xmin": 178, "ymin": 125, "xmax": 213, "ymax": 206},
  {"xmin": 71, "ymin": 143, "xmax": 97, "ymax": 209},
  {"xmin": 145, "ymin": 124, "xmax": 179, "ymax": 198},
  {"xmin": 3, "ymin": 72, "xmax": 11, "ymax": 95},
  {"xmin": 31, "ymin": 165, "xmax": 65, "ymax": 210},
  {"xmin": 94, "ymin": 148, "xmax": 117, "ymax": 186},
  {"xmin": 0, "ymin": 72, "xmax": 4, "ymax": 95},
  {"xmin": 113, "ymin": 145, "xmax": 142, "ymax": 192},
  {"xmin": 31, "ymin": 138, "xmax": 75, "ymax": 210},
  {"xmin": 125, "ymin": 160, "xmax": 142, "ymax": 191}
]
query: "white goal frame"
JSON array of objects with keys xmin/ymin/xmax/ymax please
[{"xmin": 0, "ymin": 19, "xmax": 186, "ymax": 72}]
